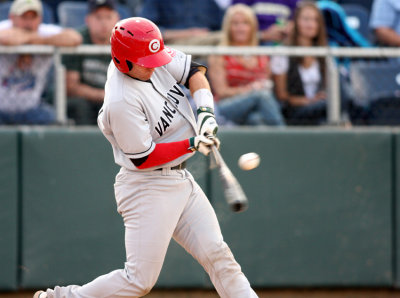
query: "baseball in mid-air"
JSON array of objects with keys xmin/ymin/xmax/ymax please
[{"xmin": 238, "ymin": 152, "xmax": 260, "ymax": 171}]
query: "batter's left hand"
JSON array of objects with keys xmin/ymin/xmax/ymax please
[{"xmin": 197, "ymin": 107, "xmax": 218, "ymax": 137}]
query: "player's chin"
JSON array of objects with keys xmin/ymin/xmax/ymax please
[{"xmin": 142, "ymin": 70, "xmax": 155, "ymax": 80}]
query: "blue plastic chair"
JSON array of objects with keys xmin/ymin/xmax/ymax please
[
  {"xmin": 337, "ymin": 0, "xmax": 374, "ymax": 12},
  {"xmin": 57, "ymin": 1, "xmax": 131, "ymax": 28},
  {"xmin": 0, "ymin": 1, "xmax": 55, "ymax": 23},
  {"xmin": 341, "ymin": 3, "xmax": 371, "ymax": 43}
]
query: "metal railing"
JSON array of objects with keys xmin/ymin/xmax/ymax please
[{"xmin": 1, "ymin": 45, "xmax": 400, "ymax": 125}]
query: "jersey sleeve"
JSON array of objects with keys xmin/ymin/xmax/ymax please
[
  {"xmin": 163, "ymin": 48, "xmax": 192, "ymax": 85},
  {"xmin": 369, "ymin": 0, "xmax": 397, "ymax": 29},
  {"xmin": 108, "ymin": 100, "xmax": 155, "ymax": 159}
]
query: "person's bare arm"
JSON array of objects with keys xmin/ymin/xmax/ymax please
[
  {"xmin": 374, "ymin": 27, "xmax": 400, "ymax": 46},
  {"xmin": 188, "ymin": 68, "xmax": 211, "ymax": 96},
  {"xmin": 274, "ymin": 73, "xmax": 309, "ymax": 106},
  {"xmin": 0, "ymin": 27, "xmax": 82, "ymax": 46},
  {"xmin": 66, "ymin": 70, "xmax": 104, "ymax": 103},
  {"xmin": 31, "ymin": 28, "xmax": 82, "ymax": 46},
  {"xmin": 260, "ymin": 21, "xmax": 293, "ymax": 43},
  {"xmin": 0, "ymin": 27, "xmax": 35, "ymax": 45}
]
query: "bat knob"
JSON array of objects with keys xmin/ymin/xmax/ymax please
[{"xmin": 231, "ymin": 201, "xmax": 248, "ymax": 213}]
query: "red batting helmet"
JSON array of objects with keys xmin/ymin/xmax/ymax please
[{"xmin": 110, "ymin": 17, "xmax": 172, "ymax": 73}]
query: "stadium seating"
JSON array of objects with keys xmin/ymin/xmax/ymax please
[
  {"xmin": 342, "ymin": 3, "xmax": 371, "ymax": 42},
  {"xmin": 350, "ymin": 60, "xmax": 400, "ymax": 125},
  {"xmin": 337, "ymin": 0, "xmax": 374, "ymax": 12},
  {"xmin": 57, "ymin": 1, "xmax": 131, "ymax": 28},
  {"xmin": 317, "ymin": 0, "xmax": 371, "ymax": 47},
  {"xmin": 0, "ymin": 1, "xmax": 55, "ymax": 23}
]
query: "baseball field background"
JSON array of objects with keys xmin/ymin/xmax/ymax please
[{"xmin": 1, "ymin": 126, "xmax": 400, "ymax": 297}]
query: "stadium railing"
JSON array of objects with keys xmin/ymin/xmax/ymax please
[{"xmin": 1, "ymin": 45, "xmax": 400, "ymax": 125}]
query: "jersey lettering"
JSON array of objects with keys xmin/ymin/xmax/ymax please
[
  {"xmin": 167, "ymin": 84, "xmax": 184, "ymax": 104},
  {"xmin": 161, "ymin": 117, "xmax": 170, "ymax": 130},
  {"xmin": 165, "ymin": 101, "xmax": 176, "ymax": 114},
  {"xmin": 154, "ymin": 101, "xmax": 177, "ymax": 137},
  {"xmin": 162, "ymin": 104, "xmax": 175, "ymax": 122}
]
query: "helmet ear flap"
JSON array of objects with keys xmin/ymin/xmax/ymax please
[
  {"xmin": 112, "ymin": 55, "xmax": 129, "ymax": 73},
  {"xmin": 126, "ymin": 60, "xmax": 133, "ymax": 71}
]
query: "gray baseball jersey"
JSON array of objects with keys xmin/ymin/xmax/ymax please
[{"xmin": 98, "ymin": 48, "xmax": 196, "ymax": 171}]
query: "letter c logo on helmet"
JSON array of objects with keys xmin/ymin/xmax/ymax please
[
  {"xmin": 110, "ymin": 17, "xmax": 172, "ymax": 73},
  {"xmin": 149, "ymin": 39, "xmax": 160, "ymax": 53}
]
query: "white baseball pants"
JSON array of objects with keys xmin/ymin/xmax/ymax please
[{"xmin": 46, "ymin": 167, "xmax": 258, "ymax": 298}]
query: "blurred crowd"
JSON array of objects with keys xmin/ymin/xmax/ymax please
[{"xmin": 0, "ymin": 0, "xmax": 398, "ymax": 126}]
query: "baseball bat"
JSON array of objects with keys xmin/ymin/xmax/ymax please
[{"xmin": 211, "ymin": 145, "xmax": 248, "ymax": 213}]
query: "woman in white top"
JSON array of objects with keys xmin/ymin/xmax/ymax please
[{"xmin": 271, "ymin": 1, "xmax": 328, "ymax": 125}]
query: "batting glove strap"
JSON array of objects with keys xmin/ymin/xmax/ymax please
[
  {"xmin": 197, "ymin": 106, "xmax": 214, "ymax": 114},
  {"xmin": 197, "ymin": 107, "xmax": 218, "ymax": 137}
]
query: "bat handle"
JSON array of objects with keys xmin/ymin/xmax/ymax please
[{"xmin": 211, "ymin": 145, "xmax": 221, "ymax": 166}]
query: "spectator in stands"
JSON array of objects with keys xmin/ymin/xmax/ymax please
[
  {"xmin": 370, "ymin": 0, "xmax": 400, "ymax": 46},
  {"xmin": 271, "ymin": 0, "xmax": 327, "ymax": 125},
  {"xmin": 208, "ymin": 3, "xmax": 285, "ymax": 126},
  {"xmin": 0, "ymin": 0, "xmax": 81, "ymax": 125},
  {"xmin": 63, "ymin": 0, "xmax": 119, "ymax": 125},
  {"xmin": 231, "ymin": 0, "xmax": 300, "ymax": 44},
  {"xmin": 139, "ymin": 0, "xmax": 224, "ymax": 45}
]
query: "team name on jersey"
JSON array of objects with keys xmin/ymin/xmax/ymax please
[{"xmin": 154, "ymin": 84, "xmax": 185, "ymax": 137}]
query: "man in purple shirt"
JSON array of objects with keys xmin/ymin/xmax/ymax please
[{"xmin": 232, "ymin": 0, "xmax": 300, "ymax": 44}]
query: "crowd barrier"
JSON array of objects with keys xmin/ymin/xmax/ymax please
[{"xmin": 0, "ymin": 126, "xmax": 399, "ymax": 290}]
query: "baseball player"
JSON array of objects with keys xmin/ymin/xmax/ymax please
[{"xmin": 34, "ymin": 17, "xmax": 258, "ymax": 298}]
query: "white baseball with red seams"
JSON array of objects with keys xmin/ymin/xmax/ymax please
[
  {"xmin": 238, "ymin": 152, "xmax": 260, "ymax": 171},
  {"xmin": 39, "ymin": 47, "xmax": 258, "ymax": 298}
]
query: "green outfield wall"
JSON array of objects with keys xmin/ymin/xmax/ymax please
[
  {"xmin": 0, "ymin": 127, "xmax": 399, "ymax": 290},
  {"xmin": 211, "ymin": 129, "xmax": 392, "ymax": 287},
  {"xmin": 0, "ymin": 130, "xmax": 19, "ymax": 290},
  {"xmin": 394, "ymin": 132, "xmax": 400, "ymax": 288}
]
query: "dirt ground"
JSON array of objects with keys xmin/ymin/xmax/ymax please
[{"xmin": 1, "ymin": 289, "xmax": 400, "ymax": 298}]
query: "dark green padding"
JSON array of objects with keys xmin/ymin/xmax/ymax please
[
  {"xmin": 211, "ymin": 129, "xmax": 393, "ymax": 287},
  {"xmin": 21, "ymin": 128, "xmax": 207, "ymax": 288},
  {"xmin": 394, "ymin": 132, "xmax": 400, "ymax": 288},
  {"xmin": 0, "ymin": 129, "xmax": 18, "ymax": 290}
]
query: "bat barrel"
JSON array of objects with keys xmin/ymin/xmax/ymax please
[{"xmin": 212, "ymin": 145, "xmax": 249, "ymax": 213}]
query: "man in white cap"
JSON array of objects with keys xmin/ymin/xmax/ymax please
[{"xmin": 0, "ymin": 0, "xmax": 82, "ymax": 125}]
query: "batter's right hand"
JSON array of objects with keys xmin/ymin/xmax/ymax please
[{"xmin": 189, "ymin": 135, "xmax": 214, "ymax": 156}]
